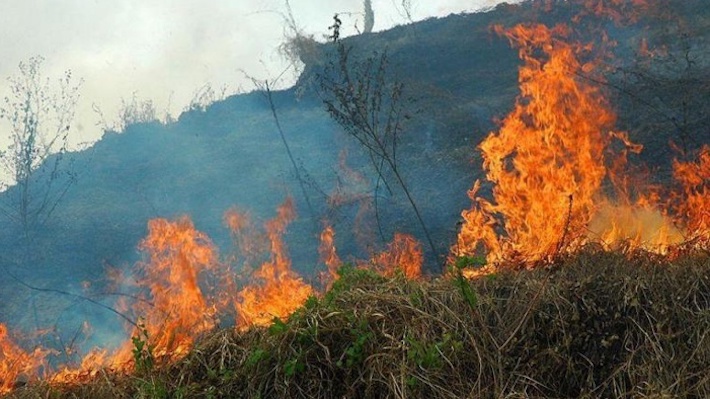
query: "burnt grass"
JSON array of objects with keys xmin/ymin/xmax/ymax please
[{"xmin": 5, "ymin": 248, "xmax": 710, "ymax": 399}]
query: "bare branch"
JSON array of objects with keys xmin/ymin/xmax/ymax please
[{"xmin": 319, "ymin": 44, "xmax": 439, "ymax": 260}]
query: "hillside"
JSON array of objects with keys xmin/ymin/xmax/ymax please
[
  {"xmin": 0, "ymin": 0, "xmax": 709, "ymax": 395},
  {"xmin": 0, "ymin": 2, "xmax": 527, "ymax": 332},
  {"xmin": 5, "ymin": 251, "xmax": 710, "ymax": 398}
]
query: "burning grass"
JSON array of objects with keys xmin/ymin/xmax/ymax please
[
  {"xmin": 2, "ymin": 2, "xmax": 708, "ymax": 396},
  {"xmin": 5, "ymin": 248, "xmax": 709, "ymax": 398}
]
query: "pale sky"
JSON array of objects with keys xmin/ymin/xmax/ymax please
[{"xmin": 0, "ymin": 0, "xmax": 508, "ymax": 149}]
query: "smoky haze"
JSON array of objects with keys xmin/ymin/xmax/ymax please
[
  {"xmin": 0, "ymin": 0, "xmax": 511, "ymax": 162},
  {"xmin": 0, "ymin": 2, "xmax": 523, "ymax": 362}
]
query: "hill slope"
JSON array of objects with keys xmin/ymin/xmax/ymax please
[
  {"xmin": 0, "ymin": 0, "xmax": 708, "ymax": 365},
  {"xmin": 5, "ymin": 251, "xmax": 710, "ymax": 398}
]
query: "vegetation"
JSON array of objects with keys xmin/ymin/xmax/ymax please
[
  {"xmin": 319, "ymin": 43, "xmax": 439, "ymax": 258},
  {"xmin": 0, "ymin": 56, "xmax": 80, "ymax": 238},
  {"xmin": 5, "ymin": 249, "xmax": 709, "ymax": 398},
  {"xmin": 1, "ymin": 1, "xmax": 709, "ymax": 397}
]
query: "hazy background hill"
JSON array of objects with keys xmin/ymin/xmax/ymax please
[{"xmin": 1, "ymin": 0, "xmax": 708, "ymax": 343}]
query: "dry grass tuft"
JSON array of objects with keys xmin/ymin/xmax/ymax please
[{"xmin": 5, "ymin": 249, "xmax": 710, "ymax": 398}]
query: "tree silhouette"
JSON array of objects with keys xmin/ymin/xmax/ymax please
[
  {"xmin": 0, "ymin": 56, "xmax": 81, "ymax": 242},
  {"xmin": 320, "ymin": 45, "xmax": 439, "ymax": 260}
]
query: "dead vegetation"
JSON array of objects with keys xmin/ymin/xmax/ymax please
[{"xmin": 5, "ymin": 249, "xmax": 710, "ymax": 398}]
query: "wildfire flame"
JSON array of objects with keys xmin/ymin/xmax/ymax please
[
  {"xmin": 46, "ymin": 216, "xmax": 225, "ymax": 383},
  {"xmin": 129, "ymin": 216, "xmax": 222, "ymax": 360},
  {"xmin": 318, "ymin": 223, "xmax": 342, "ymax": 288},
  {"xmin": 50, "ymin": 348, "xmax": 113, "ymax": 384},
  {"xmin": 235, "ymin": 198, "xmax": 314, "ymax": 328},
  {"xmin": 576, "ymin": 0, "xmax": 655, "ymax": 24},
  {"xmin": 672, "ymin": 145, "xmax": 710, "ymax": 242},
  {"xmin": 363, "ymin": 233, "xmax": 423, "ymax": 279},
  {"xmin": 0, "ymin": 324, "xmax": 49, "ymax": 394},
  {"xmin": 454, "ymin": 2, "xmax": 706, "ymax": 269},
  {"xmin": 455, "ymin": 23, "xmax": 623, "ymax": 264},
  {"xmin": 2, "ymin": 0, "xmax": 707, "ymax": 393}
]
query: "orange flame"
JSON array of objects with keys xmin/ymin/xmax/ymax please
[
  {"xmin": 50, "ymin": 348, "xmax": 112, "ymax": 384},
  {"xmin": 4, "ymin": 200, "xmax": 322, "ymax": 389},
  {"xmin": 672, "ymin": 145, "xmax": 710, "ymax": 242},
  {"xmin": 235, "ymin": 198, "xmax": 314, "ymax": 328},
  {"xmin": 3, "ymin": 1, "xmax": 705, "ymax": 391},
  {"xmin": 318, "ymin": 222, "xmax": 342, "ymax": 288},
  {"xmin": 51, "ymin": 216, "xmax": 224, "ymax": 382},
  {"xmin": 0, "ymin": 324, "xmax": 49, "ymax": 394},
  {"xmin": 455, "ymin": 17, "xmax": 695, "ymax": 267},
  {"xmin": 128, "ymin": 216, "xmax": 221, "ymax": 360},
  {"xmin": 588, "ymin": 203, "xmax": 684, "ymax": 253},
  {"xmin": 575, "ymin": 0, "xmax": 654, "ymax": 24},
  {"xmin": 456, "ymin": 23, "xmax": 617, "ymax": 264},
  {"xmin": 364, "ymin": 233, "xmax": 423, "ymax": 279}
]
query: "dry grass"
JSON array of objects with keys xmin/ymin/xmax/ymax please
[{"xmin": 5, "ymin": 248, "xmax": 710, "ymax": 398}]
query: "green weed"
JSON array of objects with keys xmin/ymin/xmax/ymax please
[
  {"xmin": 131, "ymin": 320, "xmax": 155, "ymax": 374},
  {"xmin": 337, "ymin": 319, "xmax": 373, "ymax": 369},
  {"xmin": 407, "ymin": 333, "xmax": 463, "ymax": 370}
]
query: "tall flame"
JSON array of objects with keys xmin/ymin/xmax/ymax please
[
  {"xmin": 0, "ymin": 324, "xmax": 49, "ymax": 394},
  {"xmin": 235, "ymin": 198, "xmax": 314, "ymax": 328},
  {"xmin": 672, "ymin": 145, "xmax": 710, "ymax": 242},
  {"xmin": 455, "ymin": 23, "xmax": 618, "ymax": 264},
  {"xmin": 318, "ymin": 222, "xmax": 342, "ymax": 288},
  {"xmin": 129, "ymin": 216, "xmax": 221, "ymax": 360},
  {"xmin": 48, "ymin": 216, "xmax": 224, "ymax": 383},
  {"xmin": 2, "ymin": 0, "xmax": 706, "ymax": 392},
  {"xmin": 454, "ymin": 13, "xmax": 698, "ymax": 266}
]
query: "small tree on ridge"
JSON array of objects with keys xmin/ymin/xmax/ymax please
[{"xmin": 0, "ymin": 56, "xmax": 81, "ymax": 240}]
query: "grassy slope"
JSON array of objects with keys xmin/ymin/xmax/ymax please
[
  {"xmin": 2, "ymin": 0, "xmax": 708, "ymax": 324},
  {"xmin": 7, "ymin": 249, "xmax": 709, "ymax": 398},
  {"xmin": 2, "ymin": 1, "xmax": 710, "ymax": 397}
]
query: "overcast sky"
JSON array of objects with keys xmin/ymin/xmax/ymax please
[{"xmin": 0, "ymin": 0, "xmax": 508, "ymax": 149}]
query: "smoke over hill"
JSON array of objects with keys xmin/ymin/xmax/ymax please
[{"xmin": 0, "ymin": 0, "xmax": 708, "ymax": 393}]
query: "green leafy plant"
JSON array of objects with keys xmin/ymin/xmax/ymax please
[
  {"xmin": 245, "ymin": 348, "xmax": 269, "ymax": 368},
  {"xmin": 324, "ymin": 264, "xmax": 384, "ymax": 304},
  {"xmin": 290, "ymin": 264, "xmax": 386, "ymax": 315},
  {"xmin": 406, "ymin": 375, "xmax": 419, "ymax": 388},
  {"xmin": 453, "ymin": 255, "xmax": 486, "ymax": 270},
  {"xmin": 407, "ymin": 333, "xmax": 463, "ymax": 370},
  {"xmin": 407, "ymin": 336, "xmax": 441, "ymax": 369},
  {"xmin": 302, "ymin": 295, "xmax": 320, "ymax": 311},
  {"xmin": 268, "ymin": 317, "xmax": 288, "ymax": 336},
  {"xmin": 131, "ymin": 321, "xmax": 155, "ymax": 374},
  {"xmin": 409, "ymin": 286, "xmax": 425, "ymax": 307},
  {"xmin": 135, "ymin": 377, "xmax": 169, "ymax": 399},
  {"xmin": 453, "ymin": 272, "xmax": 478, "ymax": 309},
  {"xmin": 283, "ymin": 355, "xmax": 305, "ymax": 377},
  {"xmin": 337, "ymin": 319, "xmax": 373, "ymax": 368}
]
